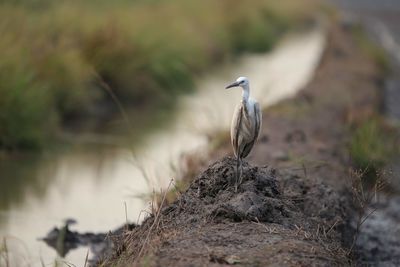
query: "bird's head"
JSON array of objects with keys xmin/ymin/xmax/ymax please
[{"xmin": 225, "ymin": 76, "xmax": 249, "ymax": 89}]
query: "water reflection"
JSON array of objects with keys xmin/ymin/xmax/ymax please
[{"xmin": 0, "ymin": 154, "xmax": 54, "ymax": 214}]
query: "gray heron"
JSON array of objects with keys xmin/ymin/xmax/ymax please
[{"xmin": 225, "ymin": 77, "xmax": 262, "ymax": 191}]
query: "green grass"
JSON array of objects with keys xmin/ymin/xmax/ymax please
[
  {"xmin": 0, "ymin": 0, "xmax": 318, "ymax": 150},
  {"xmin": 350, "ymin": 117, "xmax": 398, "ymax": 180}
]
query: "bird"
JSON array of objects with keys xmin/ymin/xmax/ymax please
[{"xmin": 225, "ymin": 76, "xmax": 262, "ymax": 191}]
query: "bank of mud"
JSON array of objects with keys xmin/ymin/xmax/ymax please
[{"xmin": 101, "ymin": 22, "xmax": 384, "ymax": 266}]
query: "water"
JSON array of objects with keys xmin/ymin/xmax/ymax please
[{"xmin": 0, "ymin": 28, "xmax": 325, "ymax": 267}]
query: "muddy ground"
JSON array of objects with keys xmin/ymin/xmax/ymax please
[
  {"xmin": 101, "ymin": 22, "xmax": 386, "ymax": 266},
  {"xmin": 327, "ymin": 1, "xmax": 400, "ymax": 266}
]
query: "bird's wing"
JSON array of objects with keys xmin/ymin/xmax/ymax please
[
  {"xmin": 254, "ymin": 101, "xmax": 262, "ymax": 141},
  {"xmin": 240, "ymin": 101, "xmax": 261, "ymax": 159},
  {"xmin": 231, "ymin": 103, "xmax": 243, "ymax": 158}
]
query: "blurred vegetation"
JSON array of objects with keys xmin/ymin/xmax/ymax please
[
  {"xmin": 0, "ymin": 0, "xmax": 317, "ymax": 150},
  {"xmin": 351, "ymin": 24, "xmax": 390, "ymax": 74},
  {"xmin": 350, "ymin": 117, "xmax": 398, "ymax": 180},
  {"xmin": 348, "ymin": 25, "xmax": 396, "ymax": 183}
]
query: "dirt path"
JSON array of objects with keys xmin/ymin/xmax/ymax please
[
  {"xmin": 328, "ymin": 0, "xmax": 400, "ymax": 120},
  {"xmin": 101, "ymin": 23, "xmax": 382, "ymax": 267},
  {"xmin": 321, "ymin": 3, "xmax": 400, "ymax": 266}
]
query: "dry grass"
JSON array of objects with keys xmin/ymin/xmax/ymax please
[
  {"xmin": 0, "ymin": 238, "xmax": 10, "ymax": 267},
  {"xmin": 136, "ymin": 180, "xmax": 173, "ymax": 263},
  {"xmin": 347, "ymin": 167, "xmax": 387, "ymax": 256}
]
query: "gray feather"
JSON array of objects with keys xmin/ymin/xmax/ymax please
[{"xmin": 230, "ymin": 99, "xmax": 261, "ymax": 159}]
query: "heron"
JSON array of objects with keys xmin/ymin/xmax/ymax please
[{"xmin": 225, "ymin": 76, "xmax": 262, "ymax": 191}]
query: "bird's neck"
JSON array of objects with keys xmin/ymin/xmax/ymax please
[{"xmin": 241, "ymin": 85, "xmax": 250, "ymax": 103}]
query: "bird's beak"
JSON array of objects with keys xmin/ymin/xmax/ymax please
[{"xmin": 225, "ymin": 81, "xmax": 240, "ymax": 89}]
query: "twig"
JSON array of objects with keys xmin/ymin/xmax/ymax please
[
  {"xmin": 136, "ymin": 209, "xmax": 151, "ymax": 226},
  {"xmin": 92, "ymin": 70, "xmax": 141, "ymax": 181},
  {"xmin": 124, "ymin": 202, "xmax": 129, "ymax": 230},
  {"xmin": 61, "ymin": 260, "xmax": 77, "ymax": 267},
  {"xmin": 3, "ymin": 238, "xmax": 9, "ymax": 267},
  {"xmin": 84, "ymin": 249, "xmax": 90, "ymax": 267},
  {"xmin": 347, "ymin": 167, "xmax": 385, "ymax": 256},
  {"xmin": 302, "ymin": 163, "xmax": 308, "ymax": 179},
  {"xmin": 359, "ymin": 207, "xmax": 378, "ymax": 227},
  {"xmin": 40, "ymin": 256, "xmax": 46, "ymax": 267},
  {"xmin": 252, "ymin": 218, "xmax": 279, "ymax": 234},
  {"xmin": 93, "ymin": 71, "xmax": 134, "ymax": 134},
  {"xmin": 326, "ymin": 219, "xmax": 340, "ymax": 235}
]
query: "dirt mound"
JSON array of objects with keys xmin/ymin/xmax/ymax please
[
  {"xmin": 103, "ymin": 157, "xmax": 350, "ymax": 266},
  {"xmin": 181, "ymin": 158, "xmax": 292, "ymax": 224}
]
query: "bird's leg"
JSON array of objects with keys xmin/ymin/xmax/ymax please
[
  {"xmin": 238, "ymin": 158, "xmax": 243, "ymax": 185},
  {"xmin": 235, "ymin": 156, "xmax": 242, "ymax": 192}
]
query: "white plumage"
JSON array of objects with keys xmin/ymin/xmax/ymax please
[{"xmin": 225, "ymin": 77, "xmax": 262, "ymax": 191}]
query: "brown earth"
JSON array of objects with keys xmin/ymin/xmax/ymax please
[{"xmin": 100, "ymin": 22, "xmax": 383, "ymax": 267}]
